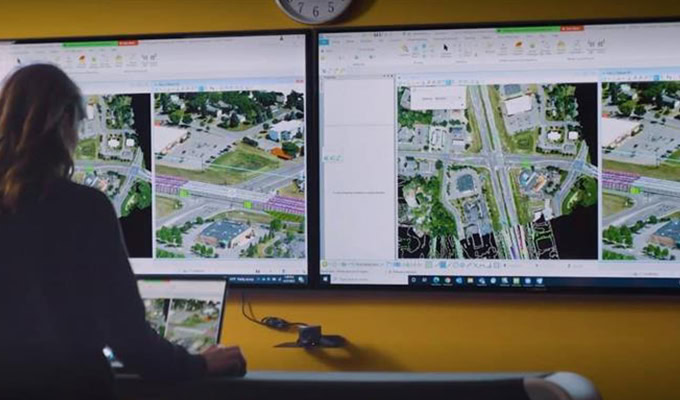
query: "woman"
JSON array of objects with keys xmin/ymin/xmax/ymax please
[{"xmin": 0, "ymin": 64, "xmax": 246, "ymax": 399}]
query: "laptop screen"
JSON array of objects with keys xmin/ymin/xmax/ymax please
[{"xmin": 104, "ymin": 279, "xmax": 227, "ymax": 369}]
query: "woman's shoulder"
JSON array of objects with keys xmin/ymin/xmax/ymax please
[{"xmin": 48, "ymin": 179, "xmax": 115, "ymax": 216}]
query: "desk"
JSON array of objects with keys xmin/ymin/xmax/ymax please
[{"xmin": 115, "ymin": 371, "xmax": 600, "ymax": 400}]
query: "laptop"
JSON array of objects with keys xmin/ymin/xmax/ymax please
[{"xmin": 104, "ymin": 279, "xmax": 227, "ymax": 370}]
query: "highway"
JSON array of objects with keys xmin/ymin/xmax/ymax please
[
  {"xmin": 552, "ymin": 141, "xmax": 591, "ymax": 218},
  {"xmin": 480, "ymin": 86, "xmax": 525, "ymax": 259},
  {"xmin": 398, "ymin": 85, "xmax": 600, "ymax": 260},
  {"xmin": 468, "ymin": 86, "xmax": 513, "ymax": 258},
  {"xmin": 74, "ymin": 149, "xmax": 151, "ymax": 217},
  {"xmin": 234, "ymin": 161, "xmax": 305, "ymax": 192}
]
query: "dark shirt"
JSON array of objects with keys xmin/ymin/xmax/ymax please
[{"xmin": 0, "ymin": 179, "xmax": 206, "ymax": 399}]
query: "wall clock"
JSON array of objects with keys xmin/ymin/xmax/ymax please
[{"xmin": 275, "ymin": 0, "xmax": 353, "ymax": 25}]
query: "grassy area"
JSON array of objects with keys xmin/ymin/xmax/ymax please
[
  {"xmin": 668, "ymin": 149, "xmax": 680, "ymax": 161},
  {"xmin": 225, "ymin": 121, "xmax": 255, "ymax": 132},
  {"xmin": 466, "ymin": 92, "xmax": 482, "ymax": 153},
  {"xmin": 256, "ymin": 237, "xmax": 278, "ymax": 258},
  {"xmin": 511, "ymin": 128, "xmax": 538, "ymax": 154},
  {"xmin": 559, "ymin": 170, "xmax": 568, "ymax": 184},
  {"xmin": 478, "ymin": 168, "xmax": 502, "ymax": 232},
  {"xmin": 398, "ymin": 109, "xmax": 433, "ymax": 129},
  {"xmin": 157, "ymin": 143, "xmax": 281, "ymax": 186},
  {"xmin": 604, "ymin": 159, "xmax": 680, "ymax": 183},
  {"xmin": 211, "ymin": 210, "xmax": 273, "ymax": 225},
  {"xmin": 529, "ymin": 199, "xmax": 545, "ymax": 210},
  {"xmin": 278, "ymin": 182, "xmax": 305, "ymax": 199},
  {"xmin": 602, "ymin": 249, "xmax": 636, "ymax": 260},
  {"xmin": 603, "ymin": 193, "xmax": 634, "ymax": 218},
  {"xmin": 663, "ymin": 211, "xmax": 680, "ymax": 220},
  {"xmin": 562, "ymin": 176, "xmax": 598, "ymax": 215},
  {"xmin": 75, "ymin": 137, "xmax": 99, "ymax": 160},
  {"xmin": 121, "ymin": 180, "xmax": 152, "ymax": 217},
  {"xmin": 156, "ymin": 249, "xmax": 185, "ymax": 258},
  {"xmin": 486, "ymin": 86, "xmax": 512, "ymax": 153},
  {"xmin": 509, "ymin": 169, "xmax": 531, "ymax": 226},
  {"xmin": 266, "ymin": 210, "xmax": 305, "ymax": 223},
  {"xmin": 156, "ymin": 196, "xmax": 183, "ymax": 219}
]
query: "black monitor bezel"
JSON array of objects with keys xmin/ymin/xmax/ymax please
[
  {"xmin": 313, "ymin": 16, "xmax": 680, "ymax": 295},
  {"xmin": 7, "ymin": 29, "xmax": 318, "ymax": 289}
]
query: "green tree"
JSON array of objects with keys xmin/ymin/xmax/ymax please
[
  {"xmin": 435, "ymin": 160, "xmax": 444, "ymax": 170},
  {"xmin": 270, "ymin": 219, "xmax": 282, "ymax": 232},
  {"xmin": 625, "ymin": 235, "xmax": 633, "ymax": 247},
  {"xmin": 282, "ymin": 141, "xmax": 299, "ymax": 157},
  {"xmin": 182, "ymin": 113, "xmax": 193, "ymax": 124},
  {"xmin": 634, "ymin": 104, "xmax": 647, "ymax": 116},
  {"xmin": 285, "ymin": 91, "xmax": 304, "ymax": 111},
  {"xmin": 610, "ymin": 84, "xmax": 621, "ymax": 105},
  {"xmin": 618, "ymin": 100, "xmax": 635, "ymax": 116},
  {"xmin": 246, "ymin": 243, "xmax": 257, "ymax": 257},
  {"xmin": 229, "ymin": 113, "xmax": 240, "ymax": 128},
  {"xmin": 169, "ymin": 109, "xmax": 184, "ymax": 125}
]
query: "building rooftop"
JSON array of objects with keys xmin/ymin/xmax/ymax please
[
  {"xmin": 653, "ymin": 220, "xmax": 680, "ymax": 241},
  {"xmin": 547, "ymin": 131, "xmax": 561, "ymax": 142},
  {"xmin": 503, "ymin": 95, "xmax": 533, "ymax": 116},
  {"xmin": 503, "ymin": 84, "xmax": 522, "ymax": 98},
  {"xmin": 456, "ymin": 174, "xmax": 475, "ymax": 193},
  {"xmin": 200, "ymin": 220, "xmax": 249, "ymax": 243},
  {"xmin": 271, "ymin": 120, "xmax": 303, "ymax": 133},
  {"xmin": 154, "ymin": 125, "xmax": 189, "ymax": 154},
  {"xmin": 601, "ymin": 117, "xmax": 640, "ymax": 148}
]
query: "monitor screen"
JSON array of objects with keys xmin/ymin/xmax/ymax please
[
  {"xmin": 104, "ymin": 279, "xmax": 227, "ymax": 368},
  {"xmin": 318, "ymin": 21, "xmax": 680, "ymax": 290},
  {"xmin": 0, "ymin": 33, "xmax": 308, "ymax": 284}
]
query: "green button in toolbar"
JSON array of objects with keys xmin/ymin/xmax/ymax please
[
  {"xmin": 496, "ymin": 26, "xmax": 561, "ymax": 34},
  {"xmin": 62, "ymin": 41, "xmax": 119, "ymax": 48}
]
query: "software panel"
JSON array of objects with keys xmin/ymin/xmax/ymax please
[
  {"xmin": 0, "ymin": 34, "xmax": 308, "ymax": 284},
  {"xmin": 319, "ymin": 21, "xmax": 680, "ymax": 289}
]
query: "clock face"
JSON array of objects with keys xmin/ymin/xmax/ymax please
[{"xmin": 276, "ymin": 0, "xmax": 353, "ymax": 25}]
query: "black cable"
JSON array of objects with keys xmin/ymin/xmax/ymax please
[
  {"xmin": 240, "ymin": 291, "xmax": 268, "ymax": 327},
  {"xmin": 240, "ymin": 292, "xmax": 308, "ymax": 330}
]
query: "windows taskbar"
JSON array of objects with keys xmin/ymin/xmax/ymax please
[
  {"xmin": 319, "ymin": 274, "xmax": 680, "ymax": 290},
  {"xmin": 227, "ymin": 275, "xmax": 307, "ymax": 285},
  {"xmin": 409, "ymin": 275, "xmax": 680, "ymax": 289}
]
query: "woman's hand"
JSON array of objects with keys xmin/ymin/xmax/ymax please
[{"xmin": 201, "ymin": 345, "xmax": 247, "ymax": 377}]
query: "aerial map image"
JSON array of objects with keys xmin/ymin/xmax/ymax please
[
  {"xmin": 72, "ymin": 93, "xmax": 152, "ymax": 257},
  {"xmin": 166, "ymin": 298, "xmax": 222, "ymax": 354},
  {"xmin": 153, "ymin": 90, "xmax": 306, "ymax": 260},
  {"xmin": 601, "ymin": 81, "xmax": 680, "ymax": 261},
  {"xmin": 397, "ymin": 82, "xmax": 599, "ymax": 260},
  {"xmin": 143, "ymin": 298, "xmax": 169, "ymax": 337}
]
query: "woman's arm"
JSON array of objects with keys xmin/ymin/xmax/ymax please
[{"xmin": 85, "ymin": 190, "xmax": 207, "ymax": 380}]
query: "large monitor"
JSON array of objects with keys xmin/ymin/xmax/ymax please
[
  {"xmin": 0, "ymin": 32, "xmax": 310, "ymax": 284},
  {"xmin": 318, "ymin": 20, "xmax": 680, "ymax": 291}
]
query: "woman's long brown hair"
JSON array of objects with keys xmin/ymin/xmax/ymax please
[{"xmin": 0, "ymin": 64, "xmax": 84, "ymax": 215}]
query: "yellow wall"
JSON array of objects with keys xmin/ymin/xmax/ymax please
[{"xmin": 4, "ymin": 1, "xmax": 680, "ymax": 399}]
